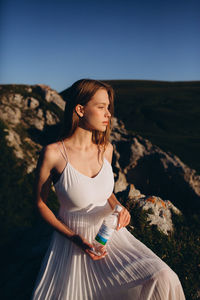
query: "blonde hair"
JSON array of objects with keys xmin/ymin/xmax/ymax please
[{"xmin": 59, "ymin": 79, "xmax": 114, "ymax": 151}]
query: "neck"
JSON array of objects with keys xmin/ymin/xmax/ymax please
[{"xmin": 65, "ymin": 126, "xmax": 94, "ymax": 151}]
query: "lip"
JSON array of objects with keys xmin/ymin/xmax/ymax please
[{"xmin": 102, "ymin": 122, "xmax": 109, "ymax": 125}]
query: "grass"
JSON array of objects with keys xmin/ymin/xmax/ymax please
[{"xmin": 125, "ymin": 200, "xmax": 200, "ymax": 300}]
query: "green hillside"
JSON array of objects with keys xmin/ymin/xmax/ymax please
[{"xmin": 101, "ymin": 80, "xmax": 200, "ymax": 174}]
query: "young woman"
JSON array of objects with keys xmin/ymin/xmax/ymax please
[{"xmin": 31, "ymin": 79, "xmax": 185, "ymax": 299}]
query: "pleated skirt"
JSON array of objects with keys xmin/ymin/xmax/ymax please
[{"xmin": 31, "ymin": 209, "xmax": 185, "ymax": 300}]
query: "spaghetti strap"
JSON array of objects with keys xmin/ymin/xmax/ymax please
[
  {"xmin": 56, "ymin": 141, "xmax": 68, "ymax": 163},
  {"xmin": 98, "ymin": 144, "xmax": 104, "ymax": 163},
  {"xmin": 61, "ymin": 140, "xmax": 69, "ymax": 162}
]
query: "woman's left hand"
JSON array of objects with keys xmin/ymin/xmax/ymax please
[{"xmin": 117, "ymin": 207, "xmax": 131, "ymax": 231}]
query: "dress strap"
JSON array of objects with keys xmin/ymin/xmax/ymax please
[
  {"xmin": 61, "ymin": 140, "xmax": 69, "ymax": 162},
  {"xmin": 98, "ymin": 144, "xmax": 104, "ymax": 162},
  {"xmin": 56, "ymin": 140, "xmax": 68, "ymax": 162}
]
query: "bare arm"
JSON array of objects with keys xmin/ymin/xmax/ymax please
[
  {"xmin": 34, "ymin": 144, "xmax": 106, "ymax": 260},
  {"xmin": 35, "ymin": 145, "xmax": 75, "ymax": 238},
  {"xmin": 105, "ymin": 142, "xmax": 131, "ymax": 230}
]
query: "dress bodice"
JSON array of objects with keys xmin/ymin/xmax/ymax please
[{"xmin": 53, "ymin": 142, "xmax": 115, "ymax": 214}]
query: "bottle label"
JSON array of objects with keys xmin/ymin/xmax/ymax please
[{"xmin": 95, "ymin": 224, "xmax": 114, "ymax": 245}]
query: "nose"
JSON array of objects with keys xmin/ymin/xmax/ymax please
[{"xmin": 105, "ymin": 108, "xmax": 111, "ymax": 118}]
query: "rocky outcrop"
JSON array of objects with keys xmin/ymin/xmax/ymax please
[
  {"xmin": 0, "ymin": 84, "xmax": 63, "ymax": 172},
  {"xmin": 110, "ymin": 118, "xmax": 200, "ymax": 212},
  {"xmin": 1, "ymin": 84, "xmax": 200, "ymax": 234},
  {"xmin": 117, "ymin": 183, "xmax": 181, "ymax": 235},
  {"xmin": 35, "ymin": 84, "xmax": 65, "ymax": 110}
]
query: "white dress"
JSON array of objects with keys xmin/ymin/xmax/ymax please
[{"xmin": 31, "ymin": 142, "xmax": 185, "ymax": 300}]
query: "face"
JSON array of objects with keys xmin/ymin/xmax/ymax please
[{"xmin": 77, "ymin": 88, "xmax": 111, "ymax": 132}]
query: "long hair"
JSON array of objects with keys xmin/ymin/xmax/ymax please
[{"xmin": 59, "ymin": 79, "xmax": 114, "ymax": 151}]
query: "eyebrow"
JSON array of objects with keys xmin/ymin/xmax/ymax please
[{"xmin": 95, "ymin": 102, "xmax": 110, "ymax": 105}]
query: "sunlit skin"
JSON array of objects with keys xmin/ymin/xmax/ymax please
[
  {"xmin": 75, "ymin": 88, "xmax": 111, "ymax": 132},
  {"xmin": 35, "ymin": 87, "xmax": 131, "ymax": 261}
]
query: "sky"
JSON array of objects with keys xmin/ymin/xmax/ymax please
[{"xmin": 0, "ymin": 0, "xmax": 200, "ymax": 92}]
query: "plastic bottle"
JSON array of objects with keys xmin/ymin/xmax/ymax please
[{"xmin": 91, "ymin": 205, "xmax": 123, "ymax": 256}]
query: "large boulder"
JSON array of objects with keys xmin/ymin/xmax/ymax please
[{"xmin": 110, "ymin": 118, "xmax": 200, "ymax": 212}]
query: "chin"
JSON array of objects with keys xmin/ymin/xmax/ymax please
[
  {"xmin": 101, "ymin": 128, "xmax": 107, "ymax": 133},
  {"xmin": 89, "ymin": 124, "xmax": 107, "ymax": 132},
  {"xmin": 93, "ymin": 127, "xmax": 107, "ymax": 133},
  {"xmin": 99, "ymin": 125, "xmax": 107, "ymax": 131}
]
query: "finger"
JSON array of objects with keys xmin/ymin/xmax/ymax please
[
  {"xmin": 117, "ymin": 212, "xmax": 123, "ymax": 230},
  {"xmin": 118, "ymin": 209, "xmax": 127, "ymax": 229},
  {"xmin": 95, "ymin": 251, "xmax": 107, "ymax": 259},
  {"xmin": 123, "ymin": 211, "xmax": 131, "ymax": 225},
  {"xmin": 117, "ymin": 209, "xmax": 130, "ymax": 230},
  {"xmin": 127, "ymin": 213, "xmax": 131, "ymax": 225},
  {"xmin": 89, "ymin": 250, "xmax": 107, "ymax": 260},
  {"xmin": 98, "ymin": 245, "xmax": 106, "ymax": 250},
  {"xmin": 124, "ymin": 214, "xmax": 130, "ymax": 227},
  {"xmin": 95, "ymin": 251, "xmax": 107, "ymax": 260},
  {"xmin": 118, "ymin": 211, "xmax": 130, "ymax": 229},
  {"xmin": 126, "ymin": 212, "xmax": 131, "ymax": 224},
  {"xmin": 123, "ymin": 210, "xmax": 130, "ymax": 220},
  {"xmin": 87, "ymin": 247, "xmax": 107, "ymax": 258}
]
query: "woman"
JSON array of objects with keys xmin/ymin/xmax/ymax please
[{"xmin": 31, "ymin": 79, "xmax": 185, "ymax": 299}]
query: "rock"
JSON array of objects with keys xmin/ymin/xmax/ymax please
[
  {"xmin": 45, "ymin": 110, "xmax": 59, "ymax": 125},
  {"xmin": 111, "ymin": 117, "xmax": 200, "ymax": 211},
  {"xmin": 30, "ymin": 116, "xmax": 45, "ymax": 131},
  {"xmin": 114, "ymin": 171, "xmax": 128, "ymax": 193},
  {"xmin": 0, "ymin": 105, "xmax": 21, "ymax": 125},
  {"xmin": 1, "ymin": 93, "xmax": 23, "ymax": 107},
  {"xmin": 0, "ymin": 84, "xmax": 62, "ymax": 172},
  {"xmin": 24, "ymin": 97, "xmax": 39, "ymax": 109},
  {"xmin": 128, "ymin": 183, "xmax": 145, "ymax": 199},
  {"xmin": 4, "ymin": 128, "xmax": 24, "ymax": 159},
  {"xmin": 11, "ymin": 94, "xmax": 24, "ymax": 107},
  {"xmin": 35, "ymin": 84, "xmax": 65, "ymax": 110},
  {"xmin": 27, "ymin": 87, "xmax": 32, "ymax": 93},
  {"xmin": 135, "ymin": 194, "xmax": 181, "ymax": 235},
  {"xmin": 117, "ymin": 183, "xmax": 181, "ymax": 235},
  {"xmin": 37, "ymin": 108, "xmax": 43, "ymax": 118}
]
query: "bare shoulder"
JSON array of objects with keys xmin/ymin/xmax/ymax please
[
  {"xmin": 104, "ymin": 142, "xmax": 114, "ymax": 164},
  {"xmin": 38, "ymin": 142, "xmax": 60, "ymax": 170},
  {"xmin": 105, "ymin": 142, "xmax": 113, "ymax": 153}
]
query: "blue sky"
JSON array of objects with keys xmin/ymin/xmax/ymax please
[{"xmin": 1, "ymin": 0, "xmax": 200, "ymax": 92}]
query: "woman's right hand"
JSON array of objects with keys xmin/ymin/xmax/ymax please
[{"xmin": 70, "ymin": 235, "xmax": 107, "ymax": 260}]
